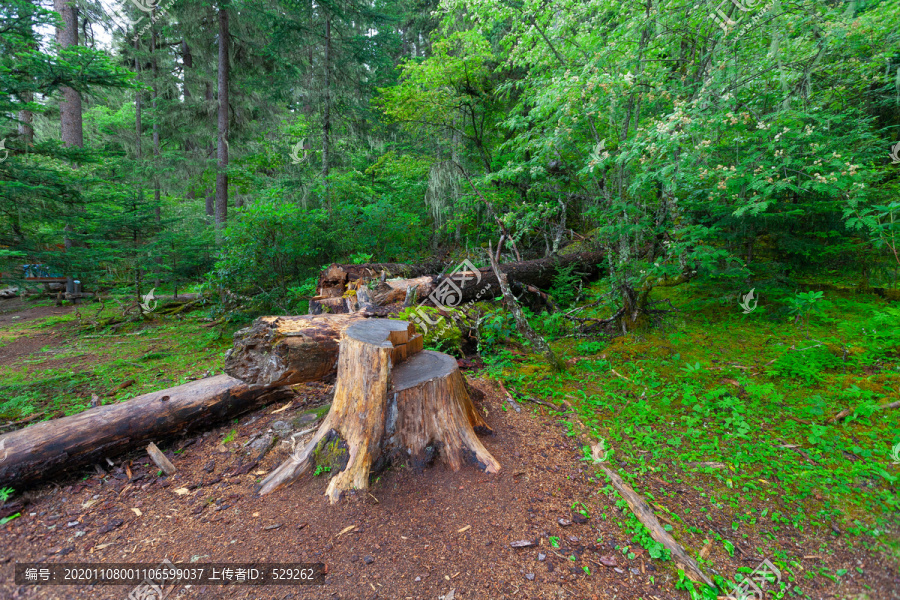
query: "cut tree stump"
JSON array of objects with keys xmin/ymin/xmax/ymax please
[
  {"xmin": 257, "ymin": 319, "xmax": 498, "ymax": 503},
  {"xmin": 0, "ymin": 375, "xmax": 291, "ymax": 489}
]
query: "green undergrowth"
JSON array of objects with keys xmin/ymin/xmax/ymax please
[
  {"xmin": 0, "ymin": 299, "xmax": 239, "ymax": 422},
  {"xmin": 482, "ymin": 281, "xmax": 900, "ymax": 597}
]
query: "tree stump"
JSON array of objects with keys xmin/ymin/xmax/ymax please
[{"xmin": 257, "ymin": 319, "xmax": 499, "ymax": 503}]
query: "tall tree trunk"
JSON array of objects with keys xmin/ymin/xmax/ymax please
[
  {"xmin": 134, "ymin": 38, "xmax": 142, "ymax": 165},
  {"xmin": 134, "ymin": 37, "xmax": 145, "ymax": 289},
  {"xmin": 53, "ymin": 0, "xmax": 82, "ymax": 148},
  {"xmin": 182, "ymin": 40, "xmax": 196, "ymax": 202},
  {"xmin": 151, "ymin": 18, "xmax": 162, "ymax": 287},
  {"xmin": 215, "ymin": 1, "xmax": 230, "ymax": 234},
  {"xmin": 205, "ymin": 82, "xmax": 215, "ymax": 219},
  {"xmin": 151, "ymin": 19, "xmax": 161, "ymax": 222},
  {"xmin": 55, "ymin": 0, "xmax": 82, "ymax": 264},
  {"xmin": 321, "ymin": 11, "xmax": 332, "ymax": 210},
  {"xmin": 18, "ymin": 91, "xmax": 33, "ymax": 146}
]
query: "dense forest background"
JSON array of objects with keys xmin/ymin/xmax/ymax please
[{"xmin": 1, "ymin": 0, "xmax": 899, "ymax": 317}]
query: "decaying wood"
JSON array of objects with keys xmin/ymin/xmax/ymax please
[
  {"xmin": 488, "ymin": 241, "xmax": 564, "ymax": 371},
  {"xmin": 828, "ymin": 400, "xmax": 899, "ymax": 423},
  {"xmin": 315, "ymin": 251, "xmax": 604, "ymax": 307},
  {"xmin": 257, "ymin": 319, "xmax": 498, "ymax": 503},
  {"xmin": 316, "ymin": 262, "xmax": 442, "ymax": 298},
  {"xmin": 600, "ymin": 465, "xmax": 714, "ymax": 587},
  {"xmin": 309, "ymin": 296, "xmax": 355, "ymax": 315},
  {"xmin": 0, "ymin": 375, "xmax": 291, "ymax": 489},
  {"xmin": 370, "ymin": 276, "xmax": 435, "ymax": 306},
  {"xmin": 146, "ymin": 441, "xmax": 176, "ymax": 475},
  {"xmin": 224, "ymin": 313, "xmax": 370, "ymax": 386}
]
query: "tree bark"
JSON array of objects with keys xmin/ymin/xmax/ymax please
[
  {"xmin": 224, "ymin": 313, "xmax": 372, "ymax": 386},
  {"xmin": 0, "ymin": 376, "xmax": 291, "ymax": 489},
  {"xmin": 321, "ymin": 11, "xmax": 332, "ymax": 209},
  {"xmin": 54, "ymin": 0, "xmax": 83, "ymax": 148},
  {"xmin": 151, "ymin": 18, "xmax": 161, "ymax": 223},
  {"xmin": 205, "ymin": 82, "xmax": 215, "ymax": 219},
  {"xmin": 215, "ymin": 1, "xmax": 230, "ymax": 232},
  {"xmin": 18, "ymin": 91, "xmax": 33, "ymax": 146},
  {"xmin": 257, "ymin": 319, "xmax": 497, "ymax": 503}
]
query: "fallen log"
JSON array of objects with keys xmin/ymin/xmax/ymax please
[
  {"xmin": 0, "ymin": 375, "xmax": 291, "ymax": 489},
  {"xmin": 257, "ymin": 319, "xmax": 498, "ymax": 502},
  {"xmin": 317, "ymin": 262, "xmax": 442, "ymax": 298},
  {"xmin": 224, "ymin": 313, "xmax": 370, "ymax": 386},
  {"xmin": 316, "ymin": 251, "xmax": 605, "ymax": 308}
]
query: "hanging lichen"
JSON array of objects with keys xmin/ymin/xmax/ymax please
[{"xmin": 424, "ymin": 160, "xmax": 462, "ymax": 240}]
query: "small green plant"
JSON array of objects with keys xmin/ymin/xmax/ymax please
[
  {"xmin": 550, "ymin": 263, "xmax": 584, "ymax": 308},
  {"xmin": 787, "ymin": 291, "xmax": 824, "ymax": 338},
  {"xmin": 222, "ymin": 429, "xmax": 237, "ymax": 444},
  {"xmin": 576, "ymin": 341, "xmax": 605, "ymax": 355},
  {"xmin": 313, "ymin": 464, "xmax": 332, "ymax": 476},
  {"xmin": 0, "ymin": 487, "xmax": 18, "ymax": 525},
  {"xmin": 549, "ymin": 536, "xmax": 560, "ymax": 548}
]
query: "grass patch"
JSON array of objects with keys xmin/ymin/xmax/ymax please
[{"xmin": 483, "ymin": 282, "xmax": 900, "ymax": 597}]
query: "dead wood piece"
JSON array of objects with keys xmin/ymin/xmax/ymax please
[
  {"xmin": 224, "ymin": 313, "xmax": 369, "ymax": 386},
  {"xmin": 488, "ymin": 241, "xmax": 564, "ymax": 371},
  {"xmin": 315, "ymin": 252, "xmax": 605, "ymax": 309},
  {"xmin": 309, "ymin": 296, "xmax": 355, "ymax": 315},
  {"xmin": 257, "ymin": 319, "xmax": 498, "ymax": 503},
  {"xmin": 146, "ymin": 442, "xmax": 176, "ymax": 476},
  {"xmin": 316, "ymin": 263, "xmax": 442, "ymax": 299},
  {"xmin": 600, "ymin": 465, "xmax": 713, "ymax": 587},
  {"xmin": 0, "ymin": 375, "xmax": 291, "ymax": 489},
  {"xmin": 828, "ymin": 400, "xmax": 899, "ymax": 423},
  {"xmin": 107, "ymin": 378, "xmax": 136, "ymax": 396}
]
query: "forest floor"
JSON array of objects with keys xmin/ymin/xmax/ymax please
[{"xmin": 1, "ymin": 289, "xmax": 899, "ymax": 600}]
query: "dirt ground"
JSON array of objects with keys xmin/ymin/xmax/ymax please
[{"xmin": 1, "ymin": 301, "xmax": 898, "ymax": 600}]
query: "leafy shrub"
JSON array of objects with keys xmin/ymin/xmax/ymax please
[
  {"xmin": 398, "ymin": 306, "xmax": 464, "ymax": 356},
  {"xmin": 478, "ymin": 307, "xmax": 517, "ymax": 353},
  {"xmin": 212, "ymin": 197, "xmax": 333, "ymax": 311},
  {"xmin": 551, "ymin": 263, "xmax": 584, "ymax": 308},
  {"xmin": 576, "ymin": 341, "xmax": 605, "ymax": 354},
  {"xmin": 0, "ymin": 395, "xmax": 37, "ymax": 420},
  {"xmin": 769, "ymin": 346, "xmax": 842, "ymax": 383}
]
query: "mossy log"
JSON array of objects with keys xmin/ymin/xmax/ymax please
[{"xmin": 256, "ymin": 319, "xmax": 498, "ymax": 503}]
